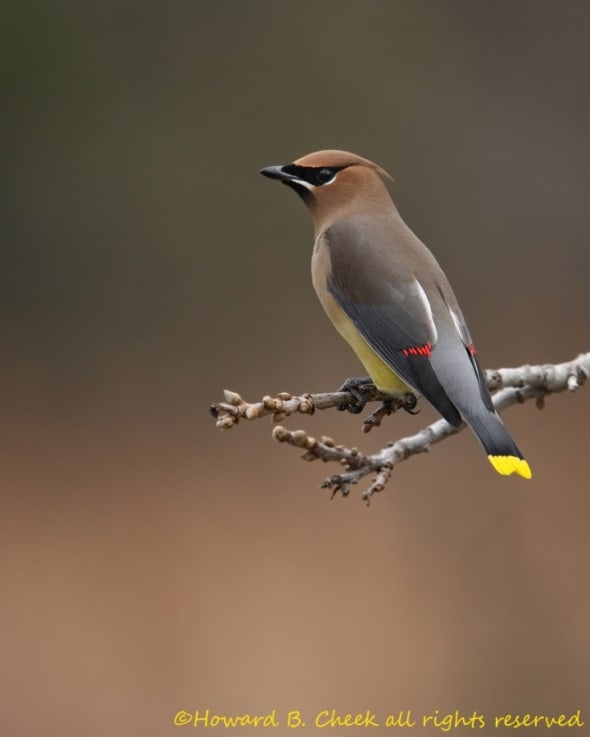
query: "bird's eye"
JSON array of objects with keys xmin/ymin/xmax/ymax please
[{"xmin": 316, "ymin": 168, "xmax": 335, "ymax": 184}]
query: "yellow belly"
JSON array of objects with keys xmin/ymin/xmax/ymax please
[
  {"xmin": 331, "ymin": 308, "xmax": 411, "ymax": 393},
  {"xmin": 311, "ymin": 243, "xmax": 410, "ymax": 394}
]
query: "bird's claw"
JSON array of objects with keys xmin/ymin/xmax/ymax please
[
  {"xmin": 402, "ymin": 392, "xmax": 419, "ymax": 415},
  {"xmin": 337, "ymin": 376, "xmax": 374, "ymax": 414}
]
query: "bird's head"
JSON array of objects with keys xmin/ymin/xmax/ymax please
[{"xmin": 260, "ymin": 150, "xmax": 394, "ymax": 229}]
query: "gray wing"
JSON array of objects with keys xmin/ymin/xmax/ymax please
[{"xmin": 324, "ymin": 218, "xmax": 462, "ymax": 425}]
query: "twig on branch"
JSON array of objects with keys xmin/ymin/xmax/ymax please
[
  {"xmin": 209, "ymin": 353, "xmax": 590, "ymax": 502},
  {"xmin": 209, "ymin": 385, "xmax": 396, "ymax": 430}
]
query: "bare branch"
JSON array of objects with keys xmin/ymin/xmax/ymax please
[
  {"xmin": 209, "ymin": 386, "xmax": 393, "ymax": 429},
  {"xmin": 210, "ymin": 352, "xmax": 590, "ymax": 502}
]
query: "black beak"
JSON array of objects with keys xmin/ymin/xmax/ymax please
[
  {"xmin": 260, "ymin": 163, "xmax": 311, "ymax": 200},
  {"xmin": 259, "ymin": 165, "xmax": 289, "ymax": 182}
]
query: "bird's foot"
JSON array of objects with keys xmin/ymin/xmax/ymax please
[
  {"xmin": 336, "ymin": 376, "xmax": 374, "ymax": 414},
  {"xmin": 362, "ymin": 392, "xmax": 419, "ymax": 433},
  {"xmin": 402, "ymin": 392, "xmax": 419, "ymax": 415}
]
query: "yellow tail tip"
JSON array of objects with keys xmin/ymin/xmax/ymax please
[{"xmin": 488, "ymin": 455, "xmax": 532, "ymax": 479}]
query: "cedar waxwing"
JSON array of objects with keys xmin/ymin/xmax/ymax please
[{"xmin": 260, "ymin": 150, "xmax": 531, "ymax": 479}]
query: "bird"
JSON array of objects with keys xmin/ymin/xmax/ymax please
[{"xmin": 260, "ymin": 149, "xmax": 531, "ymax": 479}]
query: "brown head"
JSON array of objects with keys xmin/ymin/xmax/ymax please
[{"xmin": 260, "ymin": 150, "xmax": 396, "ymax": 233}]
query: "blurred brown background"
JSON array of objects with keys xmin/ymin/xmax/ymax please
[{"xmin": 2, "ymin": 2, "xmax": 589, "ymax": 735}]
